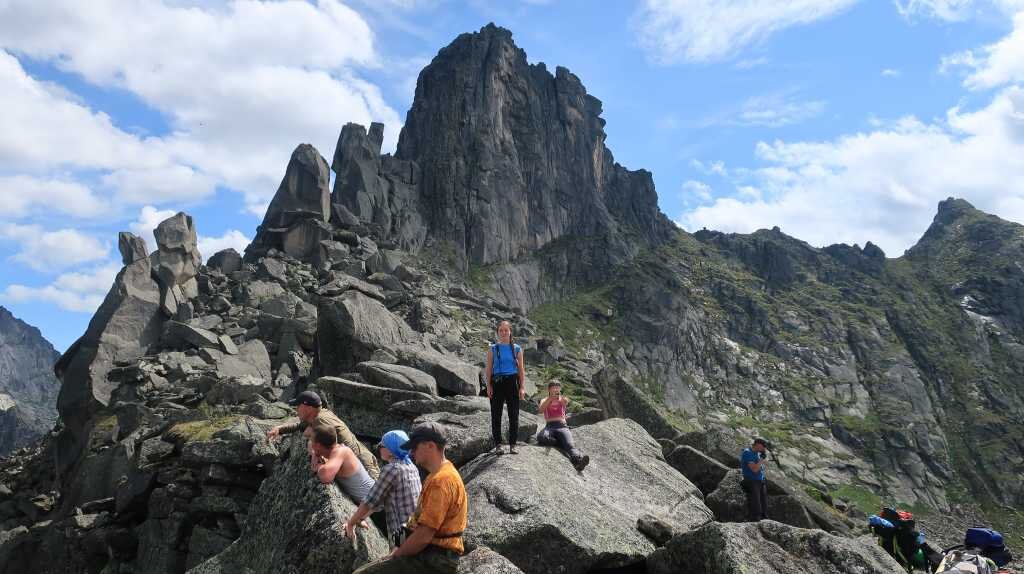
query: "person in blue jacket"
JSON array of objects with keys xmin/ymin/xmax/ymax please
[
  {"xmin": 485, "ymin": 320, "xmax": 525, "ymax": 454},
  {"xmin": 740, "ymin": 437, "xmax": 769, "ymax": 521}
]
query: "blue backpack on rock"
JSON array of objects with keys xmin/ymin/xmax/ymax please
[{"xmin": 964, "ymin": 527, "xmax": 1012, "ymax": 568}]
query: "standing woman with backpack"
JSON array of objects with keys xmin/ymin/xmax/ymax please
[{"xmin": 486, "ymin": 320, "xmax": 525, "ymax": 454}]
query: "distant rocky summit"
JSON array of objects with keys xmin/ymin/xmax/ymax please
[
  {"xmin": 0, "ymin": 23, "xmax": 1021, "ymax": 574},
  {"xmin": 0, "ymin": 306, "xmax": 59, "ymax": 456}
]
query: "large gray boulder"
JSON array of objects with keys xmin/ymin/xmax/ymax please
[
  {"xmin": 665, "ymin": 444, "xmax": 731, "ymax": 496},
  {"xmin": 705, "ymin": 470, "xmax": 850, "ymax": 533},
  {"xmin": 393, "ymin": 345, "xmax": 479, "ymax": 396},
  {"xmin": 457, "ymin": 547, "xmax": 525, "ymax": 573},
  {"xmin": 592, "ymin": 366, "xmax": 677, "ymax": 440},
  {"xmin": 153, "ymin": 212, "xmax": 202, "ymax": 317},
  {"xmin": 646, "ymin": 520, "xmax": 902, "ymax": 574},
  {"xmin": 357, "ymin": 361, "xmax": 438, "ymax": 395},
  {"xmin": 207, "ymin": 248, "xmax": 243, "ymax": 274},
  {"xmin": 54, "ymin": 244, "xmax": 165, "ymax": 475},
  {"xmin": 162, "ymin": 321, "xmax": 220, "ymax": 350},
  {"xmin": 212, "ymin": 340, "xmax": 273, "ymax": 384},
  {"xmin": 318, "ymin": 376, "xmax": 435, "ymax": 439},
  {"xmin": 317, "ymin": 291, "xmax": 416, "ymax": 373},
  {"xmin": 187, "ymin": 436, "xmax": 388, "ymax": 574},
  {"xmin": 414, "ymin": 408, "xmax": 539, "ymax": 466},
  {"xmin": 118, "ymin": 231, "xmax": 148, "ymax": 265},
  {"xmin": 462, "ymin": 418, "xmax": 713, "ymax": 574}
]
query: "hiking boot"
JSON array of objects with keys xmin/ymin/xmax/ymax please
[
  {"xmin": 492, "ymin": 441, "xmax": 502, "ymax": 454},
  {"xmin": 509, "ymin": 444, "xmax": 518, "ymax": 454},
  {"xmin": 573, "ymin": 454, "xmax": 590, "ymax": 472}
]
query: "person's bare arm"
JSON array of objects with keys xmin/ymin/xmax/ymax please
[
  {"xmin": 746, "ymin": 460, "xmax": 762, "ymax": 474},
  {"xmin": 390, "ymin": 524, "xmax": 437, "ymax": 557},
  {"xmin": 344, "ymin": 502, "xmax": 374, "ymax": 539},
  {"xmin": 485, "ymin": 349, "xmax": 494, "ymax": 398},
  {"xmin": 516, "ymin": 348, "xmax": 526, "ymax": 399},
  {"xmin": 316, "ymin": 449, "xmax": 344, "ymax": 484}
]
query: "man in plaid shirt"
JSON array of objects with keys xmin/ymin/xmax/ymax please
[{"xmin": 345, "ymin": 430, "xmax": 422, "ymax": 547}]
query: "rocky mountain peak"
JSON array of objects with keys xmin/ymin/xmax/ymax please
[
  {"xmin": 906, "ymin": 197, "xmax": 1022, "ymax": 265},
  {"xmin": 935, "ymin": 196, "xmax": 979, "ymax": 224},
  {"xmin": 330, "ymin": 23, "xmax": 673, "ymax": 270},
  {"xmin": 0, "ymin": 306, "xmax": 60, "ymax": 456}
]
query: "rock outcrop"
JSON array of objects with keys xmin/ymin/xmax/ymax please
[
  {"xmin": 153, "ymin": 213, "xmax": 202, "ymax": 318},
  {"xmin": 647, "ymin": 520, "xmax": 902, "ymax": 574},
  {"xmin": 391, "ymin": 24, "xmax": 674, "ymax": 267},
  {"xmin": 462, "ymin": 418, "xmax": 713, "ymax": 574},
  {"xmin": 246, "ymin": 143, "xmax": 333, "ymax": 262},
  {"xmin": 54, "ymin": 231, "xmax": 166, "ymax": 476},
  {"xmin": 188, "ymin": 436, "xmax": 389, "ymax": 574},
  {"xmin": 0, "ymin": 307, "xmax": 60, "ymax": 456}
]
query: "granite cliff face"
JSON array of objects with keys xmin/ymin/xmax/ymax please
[
  {"xmin": 0, "ymin": 23, "xmax": 1022, "ymax": 574},
  {"xmin": 332, "ymin": 24, "xmax": 674, "ymax": 308},
  {"xmin": 0, "ymin": 307, "xmax": 59, "ymax": 456}
]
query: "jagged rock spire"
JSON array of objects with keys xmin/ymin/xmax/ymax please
[
  {"xmin": 332, "ymin": 23, "xmax": 673, "ymax": 268},
  {"xmin": 246, "ymin": 143, "xmax": 332, "ymax": 262}
]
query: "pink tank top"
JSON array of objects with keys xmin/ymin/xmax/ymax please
[{"xmin": 544, "ymin": 399, "xmax": 566, "ymax": 420}]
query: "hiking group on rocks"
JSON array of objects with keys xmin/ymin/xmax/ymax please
[
  {"xmin": 255, "ymin": 320, "xmax": 593, "ymax": 573},
  {"xmin": 5, "ymin": 24, "xmax": 1023, "ymax": 574}
]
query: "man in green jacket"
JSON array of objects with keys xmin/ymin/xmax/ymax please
[{"xmin": 266, "ymin": 390, "xmax": 380, "ymax": 479}]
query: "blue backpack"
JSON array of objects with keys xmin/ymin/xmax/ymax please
[
  {"xmin": 964, "ymin": 528, "xmax": 1012, "ymax": 568},
  {"xmin": 965, "ymin": 528, "xmax": 1003, "ymax": 550}
]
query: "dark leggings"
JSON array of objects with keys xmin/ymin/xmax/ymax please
[
  {"xmin": 536, "ymin": 421, "xmax": 582, "ymax": 459},
  {"xmin": 490, "ymin": 375, "xmax": 520, "ymax": 446},
  {"xmin": 742, "ymin": 479, "xmax": 768, "ymax": 521}
]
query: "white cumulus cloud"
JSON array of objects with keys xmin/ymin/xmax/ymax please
[
  {"xmin": 1, "ymin": 262, "xmax": 120, "ymax": 313},
  {"xmin": 634, "ymin": 0, "xmax": 859, "ymax": 63},
  {"xmin": 129, "ymin": 205, "xmax": 179, "ymax": 252},
  {"xmin": 0, "ymin": 175, "xmax": 109, "ymax": 219},
  {"xmin": 679, "ymin": 86, "xmax": 1024, "ymax": 255},
  {"xmin": 943, "ymin": 11, "xmax": 1024, "ymax": 90},
  {"xmin": 198, "ymin": 230, "xmax": 251, "ymax": 261},
  {"xmin": 0, "ymin": 0, "xmax": 400, "ymax": 214},
  {"xmin": 0, "ymin": 224, "xmax": 110, "ymax": 271}
]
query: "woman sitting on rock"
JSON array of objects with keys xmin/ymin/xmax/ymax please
[
  {"xmin": 307, "ymin": 425, "xmax": 376, "ymax": 504},
  {"xmin": 536, "ymin": 380, "xmax": 589, "ymax": 471},
  {"xmin": 485, "ymin": 320, "xmax": 525, "ymax": 454}
]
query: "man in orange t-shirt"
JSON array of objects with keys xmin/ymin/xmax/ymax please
[{"xmin": 353, "ymin": 422, "xmax": 467, "ymax": 574}]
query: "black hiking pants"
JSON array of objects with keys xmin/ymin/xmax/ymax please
[
  {"xmin": 742, "ymin": 478, "xmax": 768, "ymax": 521},
  {"xmin": 490, "ymin": 374, "xmax": 520, "ymax": 446},
  {"xmin": 536, "ymin": 421, "xmax": 583, "ymax": 459}
]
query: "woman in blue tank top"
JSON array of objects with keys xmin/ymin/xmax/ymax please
[{"xmin": 485, "ymin": 320, "xmax": 525, "ymax": 454}]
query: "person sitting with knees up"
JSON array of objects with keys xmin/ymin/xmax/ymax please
[
  {"xmin": 536, "ymin": 380, "xmax": 589, "ymax": 471},
  {"xmin": 344, "ymin": 430, "xmax": 422, "ymax": 549},
  {"xmin": 308, "ymin": 424, "xmax": 377, "ymax": 505}
]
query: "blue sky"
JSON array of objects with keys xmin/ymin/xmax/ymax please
[{"xmin": 2, "ymin": 0, "xmax": 1024, "ymax": 351}]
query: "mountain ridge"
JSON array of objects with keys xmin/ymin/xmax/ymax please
[
  {"xmin": 0, "ymin": 23, "xmax": 1021, "ymax": 574},
  {"xmin": 0, "ymin": 306, "xmax": 60, "ymax": 456}
]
